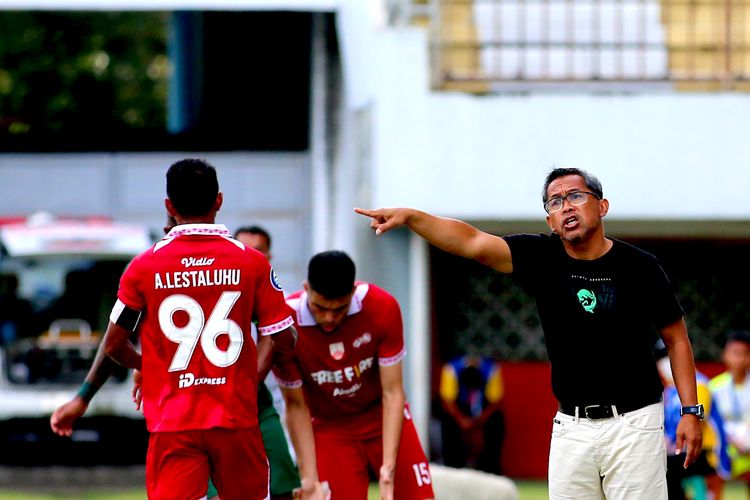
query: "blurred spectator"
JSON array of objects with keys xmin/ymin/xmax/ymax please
[
  {"xmin": 656, "ymin": 341, "xmax": 730, "ymax": 499},
  {"xmin": 0, "ymin": 273, "xmax": 33, "ymax": 345},
  {"xmin": 710, "ymin": 330, "xmax": 750, "ymax": 494},
  {"xmin": 45, "ymin": 269, "xmax": 99, "ymax": 331},
  {"xmin": 439, "ymin": 354, "xmax": 505, "ymax": 475}
]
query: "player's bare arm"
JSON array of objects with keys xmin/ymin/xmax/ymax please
[
  {"xmin": 279, "ymin": 386, "xmax": 326, "ymax": 500},
  {"xmin": 661, "ymin": 317, "xmax": 703, "ymax": 468},
  {"xmin": 103, "ymin": 321, "xmax": 142, "ymax": 371},
  {"xmin": 257, "ymin": 332, "xmax": 274, "ymax": 381},
  {"xmin": 50, "ymin": 335, "xmax": 119, "ymax": 436},
  {"xmin": 266, "ymin": 325, "xmax": 297, "ymax": 377},
  {"xmin": 354, "ymin": 207, "xmax": 513, "ymax": 273},
  {"xmin": 379, "ymin": 361, "xmax": 406, "ymax": 500}
]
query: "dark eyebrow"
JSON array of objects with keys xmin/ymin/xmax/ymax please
[{"xmin": 551, "ymin": 190, "xmax": 585, "ymax": 198}]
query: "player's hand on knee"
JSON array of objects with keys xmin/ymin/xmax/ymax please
[
  {"xmin": 293, "ymin": 479, "xmax": 329, "ymax": 500},
  {"xmin": 378, "ymin": 464, "xmax": 395, "ymax": 500}
]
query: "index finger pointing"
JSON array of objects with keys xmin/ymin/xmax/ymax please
[{"xmin": 353, "ymin": 207, "xmax": 376, "ymax": 217}]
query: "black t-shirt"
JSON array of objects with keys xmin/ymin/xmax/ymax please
[{"xmin": 504, "ymin": 233, "xmax": 683, "ymax": 407}]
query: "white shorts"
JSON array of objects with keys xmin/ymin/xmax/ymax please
[{"xmin": 548, "ymin": 402, "xmax": 667, "ymax": 500}]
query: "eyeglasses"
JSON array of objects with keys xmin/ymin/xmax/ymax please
[{"xmin": 543, "ymin": 191, "xmax": 600, "ymax": 214}]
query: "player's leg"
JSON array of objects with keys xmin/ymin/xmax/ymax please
[
  {"xmin": 388, "ymin": 407, "xmax": 435, "ymax": 500},
  {"xmin": 314, "ymin": 429, "xmax": 370, "ymax": 499},
  {"xmin": 207, "ymin": 427, "xmax": 269, "ymax": 500},
  {"xmin": 146, "ymin": 431, "xmax": 210, "ymax": 500},
  {"xmin": 477, "ymin": 410, "xmax": 504, "ymax": 474},
  {"xmin": 259, "ymin": 404, "xmax": 301, "ymax": 499},
  {"xmin": 600, "ymin": 403, "xmax": 667, "ymax": 500},
  {"xmin": 547, "ymin": 412, "xmax": 605, "ymax": 500}
]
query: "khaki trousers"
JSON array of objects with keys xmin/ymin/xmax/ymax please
[{"xmin": 548, "ymin": 402, "xmax": 667, "ymax": 500}]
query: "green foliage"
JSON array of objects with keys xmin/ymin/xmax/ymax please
[{"xmin": 0, "ymin": 11, "xmax": 168, "ymax": 144}]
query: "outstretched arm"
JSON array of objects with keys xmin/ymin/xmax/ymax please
[
  {"xmin": 662, "ymin": 317, "xmax": 702, "ymax": 469},
  {"xmin": 354, "ymin": 207, "xmax": 513, "ymax": 273},
  {"xmin": 50, "ymin": 338, "xmax": 118, "ymax": 437}
]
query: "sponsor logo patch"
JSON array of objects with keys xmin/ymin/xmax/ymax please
[
  {"xmin": 353, "ymin": 332, "xmax": 372, "ymax": 348},
  {"xmin": 181, "ymin": 256, "xmax": 216, "ymax": 268},
  {"xmin": 329, "ymin": 341, "xmax": 345, "ymax": 360},
  {"xmin": 270, "ymin": 268, "xmax": 283, "ymax": 291},
  {"xmin": 178, "ymin": 372, "xmax": 227, "ymax": 389}
]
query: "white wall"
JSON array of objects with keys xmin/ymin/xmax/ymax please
[
  {"xmin": 0, "ymin": 152, "xmax": 312, "ymax": 293},
  {"xmin": 369, "ymin": 30, "xmax": 750, "ymax": 223}
]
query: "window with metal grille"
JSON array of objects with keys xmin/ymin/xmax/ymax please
[{"xmin": 416, "ymin": 0, "xmax": 750, "ymax": 91}]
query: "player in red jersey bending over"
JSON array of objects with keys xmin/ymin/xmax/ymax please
[
  {"xmin": 273, "ymin": 250, "xmax": 434, "ymax": 500},
  {"xmin": 103, "ymin": 158, "xmax": 304, "ymax": 500}
]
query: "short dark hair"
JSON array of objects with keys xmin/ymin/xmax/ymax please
[
  {"xmin": 307, "ymin": 251, "xmax": 356, "ymax": 299},
  {"xmin": 725, "ymin": 330, "xmax": 750, "ymax": 347},
  {"xmin": 542, "ymin": 167, "xmax": 603, "ymax": 204},
  {"xmin": 234, "ymin": 225, "xmax": 272, "ymax": 249},
  {"xmin": 166, "ymin": 158, "xmax": 219, "ymax": 217}
]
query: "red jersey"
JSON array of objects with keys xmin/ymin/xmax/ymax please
[
  {"xmin": 113, "ymin": 223, "xmax": 293, "ymax": 433},
  {"xmin": 273, "ymin": 283, "xmax": 406, "ymax": 438}
]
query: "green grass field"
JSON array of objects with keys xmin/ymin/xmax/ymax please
[{"xmin": 1, "ymin": 480, "xmax": 748, "ymax": 499}]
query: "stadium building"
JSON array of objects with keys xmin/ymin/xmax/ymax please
[{"xmin": 0, "ymin": 0, "xmax": 749, "ymax": 478}]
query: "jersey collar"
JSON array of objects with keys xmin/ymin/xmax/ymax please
[
  {"xmin": 154, "ymin": 223, "xmax": 233, "ymax": 252},
  {"xmin": 165, "ymin": 223, "xmax": 232, "ymax": 238},
  {"xmin": 296, "ymin": 283, "xmax": 370, "ymax": 327}
]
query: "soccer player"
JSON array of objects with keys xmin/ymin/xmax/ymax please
[
  {"xmin": 356, "ymin": 167, "xmax": 702, "ymax": 499},
  {"xmin": 272, "ymin": 250, "xmax": 435, "ymax": 500},
  {"xmin": 100, "ymin": 158, "xmax": 307, "ymax": 500},
  {"xmin": 51, "ymin": 216, "xmax": 324, "ymax": 500}
]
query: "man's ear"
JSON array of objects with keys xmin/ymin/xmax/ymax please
[
  {"xmin": 165, "ymin": 198, "xmax": 177, "ymax": 217},
  {"xmin": 303, "ymin": 281, "xmax": 309, "ymax": 293},
  {"xmin": 599, "ymin": 198, "xmax": 609, "ymax": 218},
  {"xmin": 214, "ymin": 192, "xmax": 223, "ymax": 213}
]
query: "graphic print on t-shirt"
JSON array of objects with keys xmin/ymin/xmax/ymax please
[
  {"xmin": 577, "ymin": 289, "xmax": 597, "ymax": 313},
  {"xmin": 570, "ymin": 275, "xmax": 616, "ymax": 315}
]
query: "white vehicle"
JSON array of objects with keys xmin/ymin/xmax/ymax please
[{"xmin": 0, "ymin": 213, "xmax": 153, "ymax": 465}]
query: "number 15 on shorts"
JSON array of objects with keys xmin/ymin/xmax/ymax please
[{"xmin": 412, "ymin": 462, "xmax": 431, "ymax": 487}]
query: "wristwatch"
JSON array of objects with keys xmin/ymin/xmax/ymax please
[{"xmin": 680, "ymin": 404, "xmax": 705, "ymax": 420}]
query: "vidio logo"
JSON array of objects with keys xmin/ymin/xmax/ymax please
[{"xmin": 179, "ymin": 373, "xmax": 195, "ymax": 388}]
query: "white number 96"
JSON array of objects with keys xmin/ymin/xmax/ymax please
[{"xmin": 159, "ymin": 291, "xmax": 244, "ymax": 371}]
